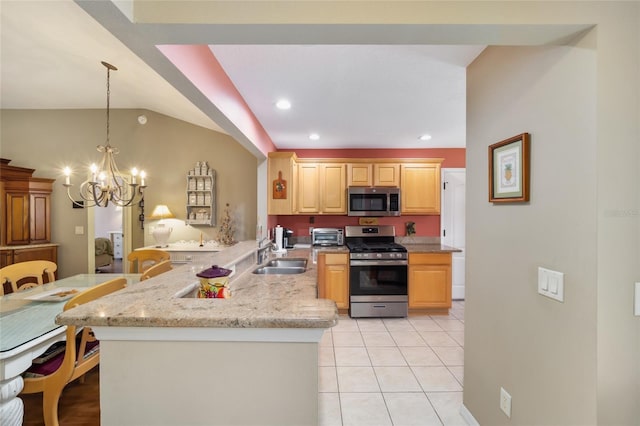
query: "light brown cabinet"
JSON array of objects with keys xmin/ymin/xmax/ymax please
[
  {"xmin": 297, "ymin": 163, "xmax": 346, "ymax": 214},
  {"xmin": 1, "ymin": 159, "xmax": 54, "ymax": 246},
  {"xmin": 317, "ymin": 252, "xmax": 349, "ymax": 310},
  {"xmin": 347, "ymin": 163, "xmax": 400, "ymax": 187},
  {"xmin": 408, "ymin": 252, "xmax": 451, "ymax": 310},
  {"xmin": 400, "ymin": 163, "xmax": 441, "ymax": 215},
  {"xmin": 268, "ymin": 154, "xmax": 442, "ymax": 216},
  {"xmin": 267, "ymin": 152, "xmax": 297, "ymax": 215}
]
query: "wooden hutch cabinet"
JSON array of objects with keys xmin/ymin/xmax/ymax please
[{"xmin": 0, "ymin": 158, "xmax": 57, "ymax": 269}]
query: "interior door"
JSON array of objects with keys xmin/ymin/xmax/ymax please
[{"xmin": 441, "ymin": 169, "xmax": 466, "ymax": 300}]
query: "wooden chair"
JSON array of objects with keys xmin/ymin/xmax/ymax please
[
  {"xmin": 0, "ymin": 260, "xmax": 57, "ymax": 295},
  {"xmin": 21, "ymin": 277, "xmax": 127, "ymax": 426},
  {"xmin": 140, "ymin": 259, "xmax": 173, "ymax": 281},
  {"xmin": 127, "ymin": 249, "xmax": 170, "ymax": 273}
]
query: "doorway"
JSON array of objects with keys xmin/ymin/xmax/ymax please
[
  {"xmin": 86, "ymin": 205, "xmax": 132, "ymax": 274},
  {"xmin": 441, "ymin": 168, "xmax": 466, "ymax": 300}
]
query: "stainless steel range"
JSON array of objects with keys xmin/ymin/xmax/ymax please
[{"xmin": 345, "ymin": 225, "xmax": 408, "ymax": 318}]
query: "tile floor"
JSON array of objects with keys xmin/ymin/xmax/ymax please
[{"xmin": 318, "ymin": 301, "xmax": 466, "ymax": 426}]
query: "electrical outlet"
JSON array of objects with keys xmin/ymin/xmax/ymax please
[
  {"xmin": 500, "ymin": 387, "xmax": 512, "ymax": 418},
  {"xmin": 309, "ymin": 226, "xmax": 314, "ymax": 236}
]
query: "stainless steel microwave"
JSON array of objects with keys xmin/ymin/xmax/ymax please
[{"xmin": 347, "ymin": 187, "xmax": 401, "ymax": 217}]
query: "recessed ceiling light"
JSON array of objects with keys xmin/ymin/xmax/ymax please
[
  {"xmin": 309, "ymin": 133, "xmax": 320, "ymax": 141},
  {"xmin": 419, "ymin": 134, "xmax": 432, "ymax": 141},
  {"xmin": 275, "ymin": 99, "xmax": 291, "ymax": 110}
]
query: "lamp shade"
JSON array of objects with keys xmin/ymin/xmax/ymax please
[{"xmin": 149, "ymin": 205, "xmax": 175, "ymax": 220}]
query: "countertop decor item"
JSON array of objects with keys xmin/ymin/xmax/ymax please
[
  {"xmin": 62, "ymin": 61, "xmax": 146, "ymax": 208},
  {"xmin": 217, "ymin": 203, "xmax": 236, "ymax": 246},
  {"xmin": 489, "ymin": 132, "xmax": 530, "ymax": 203},
  {"xmin": 196, "ymin": 265, "xmax": 232, "ymax": 298},
  {"xmin": 405, "ymin": 221, "xmax": 416, "ymax": 236}
]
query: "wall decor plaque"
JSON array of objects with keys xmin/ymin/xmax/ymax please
[{"xmin": 273, "ymin": 171, "xmax": 287, "ymax": 199}]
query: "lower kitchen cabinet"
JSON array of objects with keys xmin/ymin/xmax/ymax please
[
  {"xmin": 408, "ymin": 252, "xmax": 451, "ymax": 310},
  {"xmin": 317, "ymin": 252, "xmax": 349, "ymax": 310}
]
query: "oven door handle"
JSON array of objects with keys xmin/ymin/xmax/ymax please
[{"xmin": 350, "ymin": 260, "xmax": 408, "ymax": 266}]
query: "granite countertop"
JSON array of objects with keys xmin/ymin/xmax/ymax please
[
  {"xmin": 56, "ymin": 240, "xmax": 338, "ymax": 329},
  {"xmin": 403, "ymin": 243, "xmax": 462, "ymax": 253}
]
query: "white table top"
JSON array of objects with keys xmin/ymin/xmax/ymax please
[{"xmin": 0, "ymin": 273, "xmax": 139, "ymax": 354}]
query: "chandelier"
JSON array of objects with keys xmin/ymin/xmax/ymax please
[{"xmin": 63, "ymin": 61, "xmax": 146, "ymax": 207}]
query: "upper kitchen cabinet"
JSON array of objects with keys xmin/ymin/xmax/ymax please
[
  {"xmin": 297, "ymin": 163, "xmax": 346, "ymax": 214},
  {"xmin": 0, "ymin": 159, "xmax": 54, "ymax": 246},
  {"xmin": 347, "ymin": 162, "xmax": 400, "ymax": 187},
  {"xmin": 268, "ymin": 152, "xmax": 297, "ymax": 215},
  {"xmin": 400, "ymin": 161, "xmax": 442, "ymax": 215}
]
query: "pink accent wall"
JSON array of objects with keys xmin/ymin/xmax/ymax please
[
  {"xmin": 274, "ymin": 215, "xmax": 440, "ymax": 239},
  {"xmin": 270, "ymin": 148, "xmax": 464, "ymax": 237},
  {"xmin": 158, "ymin": 45, "xmax": 276, "ymax": 156}
]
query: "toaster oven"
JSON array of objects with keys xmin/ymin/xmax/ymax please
[{"xmin": 312, "ymin": 228, "xmax": 344, "ymax": 246}]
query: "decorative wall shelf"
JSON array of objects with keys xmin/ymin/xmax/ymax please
[{"xmin": 186, "ymin": 161, "xmax": 215, "ymax": 226}]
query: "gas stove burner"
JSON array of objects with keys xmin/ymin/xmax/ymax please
[{"xmin": 346, "ymin": 242, "xmax": 407, "ymax": 253}]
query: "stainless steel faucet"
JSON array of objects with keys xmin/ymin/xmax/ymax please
[{"xmin": 256, "ymin": 238, "xmax": 274, "ymax": 264}]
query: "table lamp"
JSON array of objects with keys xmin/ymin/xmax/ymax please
[{"xmin": 149, "ymin": 204, "xmax": 175, "ymax": 247}]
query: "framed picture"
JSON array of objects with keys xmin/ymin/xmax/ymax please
[{"xmin": 488, "ymin": 133, "xmax": 530, "ymax": 203}]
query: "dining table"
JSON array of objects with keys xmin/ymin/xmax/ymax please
[{"xmin": 0, "ymin": 273, "xmax": 140, "ymax": 426}]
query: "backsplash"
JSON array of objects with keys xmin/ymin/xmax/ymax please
[{"xmin": 271, "ymin": 215, "xmax": 441, "ymax": 240}]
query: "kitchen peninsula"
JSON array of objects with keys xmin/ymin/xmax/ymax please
[{"xmin": 57, "ymin": 241, "xmax": 337, "ymax": 426}]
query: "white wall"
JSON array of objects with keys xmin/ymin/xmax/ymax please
[{"xmin": 466, "ymin": 38, "xmax": 598, "ymax": 424}]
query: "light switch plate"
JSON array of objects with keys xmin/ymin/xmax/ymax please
[
  {"xmin": 74, "ymin": 226, "xmax": 84, "ymax": 235},
  {"xmin": 538, "ymin": 267, "xmax": 564, "ymax": 302}
]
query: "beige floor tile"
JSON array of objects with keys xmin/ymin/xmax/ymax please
[
  {"xmin": 333, "ymin": 331, "xmax": 365, "ymax": 347},
  {"xmin": 447, "ymin": 366, "xmax": 464, "ymax": 385},
  {"xmin": 433, "ymin": 319, "xmax": 465, "ymax": 332},
  {"xmin": 426, "ymin": 391, "xmax": 467, "ymax": 426},
  {"xmin": 334, "ymin": 347, "xmax": 371, "ymax": 366},
  {"xmin": 412, "ymin": 366, "xmax": 463, "ymax": 392},
  {"xmin": 408, "ymin": 318, "xmax": 444, "ymax": 332},
  {"xmin": 333, "ymin": 316, "xmax": 360, "ymax": 332},
  {"xmin": 374, "ymin": 366, "xmax": 422, "ymax": 392},
  {"xmin": 383, "ymin": 392, "xmax": 443, "ymax": 426},
  {"xmin": 337, "ymin": 366, "xmax": 380, "ymax": 392},
  {"xmin": 319, "ymin": 346, "xmax": 336, "ymax": 366},
  {"xmin": 340, "ymin": 393, "xmax": 392, "ymax": 426},
  {"xmin": 367, "ymin": 346, "xmax": 407, "ymax": 366},
  {"xmin": 320, "ymin": 330, "xmax": 334, "ymax": 347},
  {"xmin": 319, "ymin": 392, "xmax": 343, "ymax": 426},
  {"xmin": 319, "ymin": 366, "xmax": 339, "ymax": 392},
  {"xmin": 399, "ymin": 346, "xmax": 444, "ymax": 367},
  {"xmin": 383, "ymin": 318, "xmax": 416, "ymax": 331},
  {"xmin": 362, "ymin": 331, "xmax": 396, "ymax": 347},
  {"xmin": 419, "ymin": 331, "xmax": 459, "ymax": 347},
  {"xmin": 432, "ymin": 346, "xmax": 464, "ymax": 366},
  {"xmin": 356, "ymin": 318, "xmax": 386, "ymax": 332},
  {"xmin": 447, "ymin": 331, "xmax": 464, "ymax": 346},
  {"xmin": 390, "ymin": 331, "xmax": 428, "ymax": 347}
]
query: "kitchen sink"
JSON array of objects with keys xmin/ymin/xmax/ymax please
[
  {"xmin": 264, "ymin": 258, "xmax": 308, "ymax": 268},
  {"xmin": 252, "ymin": 266, "xmax": 306, "ymax": 275},
  {"xmin": 252, "ymin": 258, "xmax": 308, "ymax": 275}
]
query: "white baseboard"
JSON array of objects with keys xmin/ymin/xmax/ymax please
[{"xmin": 460, "ymin": 404, "xmax": 480, "ymax": 426}]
